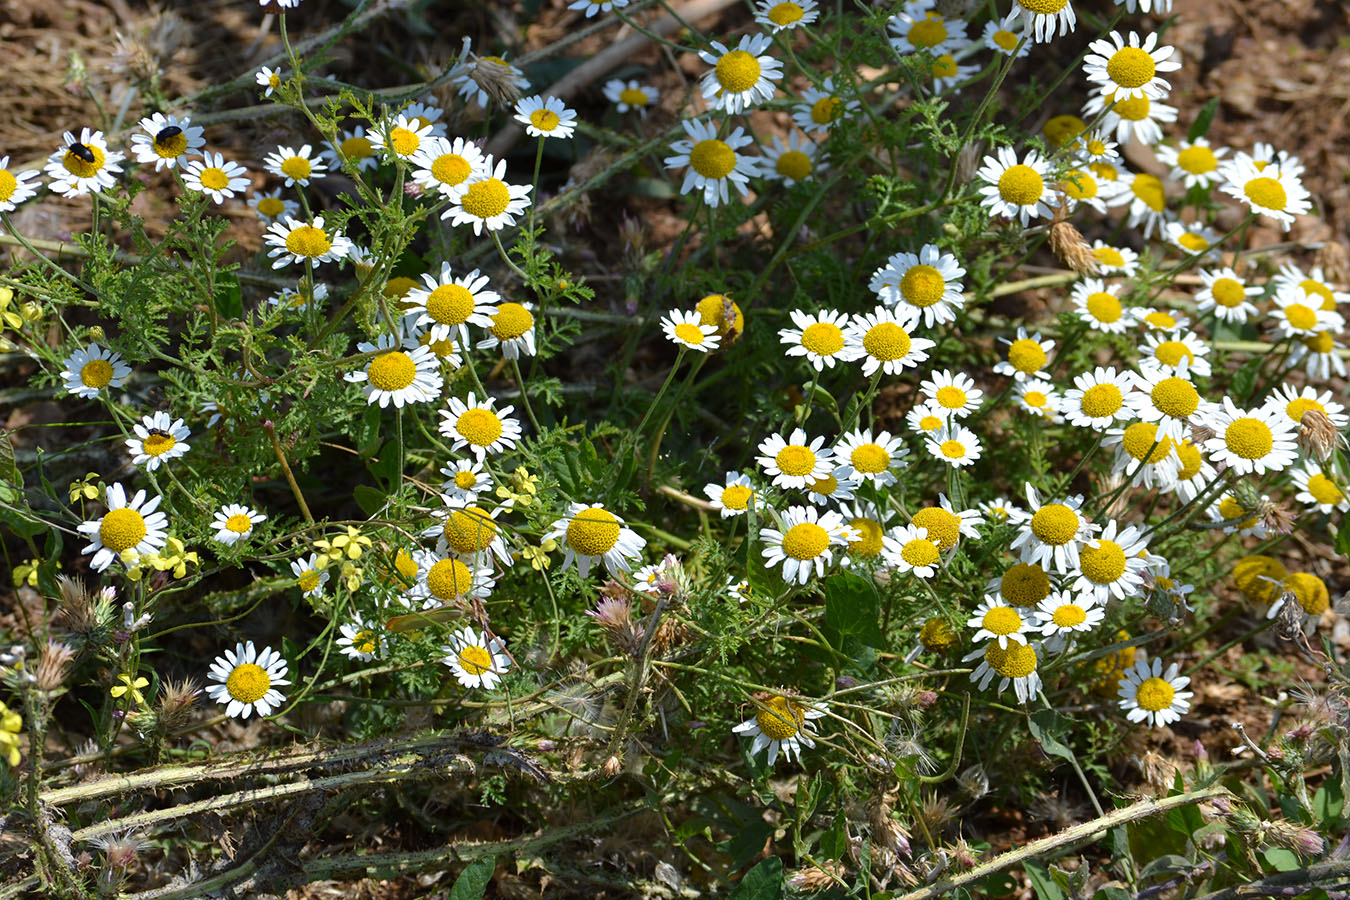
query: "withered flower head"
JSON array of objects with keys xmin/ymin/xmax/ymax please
[
  {"xmin": 1297, "ymin": 407, "xmax": 1346, "ymax": 463},
  {"xmin": 157, "ymin": 676, "xmax": 201, "ymax": 731},
  {"xmin": 34, "ymin": 640, "xmax": 76, "ymax": 693},
  {"xmin": 1257, "ymin": 498, "xmax": 1297, "ymax": 536},
  {"xmin": 1049, "ymin": 213, "xmax": 1099, "ymax": 276},
  {"xmin": 786, "ymin": 861, "xmax": 845, "ymax": 892}
]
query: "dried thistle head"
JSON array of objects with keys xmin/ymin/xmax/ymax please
[
  {"xmin": 786, "ymin": 861, "xmax": 845, "ymax": 892},
  {"xmin": 1297, "ymin": 407, "xmax": 1346, "ymax": 462},
  {"xmin": 868, "ymin": 796, "xmax": 912, "ymax": 858},
  {"xmin": 1257, "ymin": 498, "xmax": 1297, "ymax": 536},
  {"xmin": 55, "ymin": 577, "xmax": 116, "ymax": 648},
  {"xmin": 89, "ymin": 830, "xmax": 149, "ymax": 870},
  {"xmin": 1028, "ymin": 790, "xmax": 1086, "ymax": 830},
  {"xmin": 156, "ymin": 676, "xmax": 201, "ymax": 732},
  {"xmin": 956, "ymin": 763, "xmax": 990, "ymax": 802},
  {"xmin": 1133, "ymin": 749, "xmax": 1177, "ymax": 793},
  {"xmin": 919, "ymin": 791, "xmax": 958, "ymax": 837},
  {"xmin": 1265, "ymin": 818, "xmax": 1325, "ymax": 856},
  {"xmin": 1048, "ymin": 210, "xmax": 1099, "ymax": 276},
  {"xmin": 585, "ymin": 593, "xmax": 646, "ymax": 656},
  {"xmin": 34, "ymin": 640, "xmax": 76, "ymax": 693}
]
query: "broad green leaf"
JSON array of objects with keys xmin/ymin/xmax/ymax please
[
  {"xmin": 448, "ymin": 856, "xmax": 495, "ymax": 900},
  {"xmin": 729, "ymin": 856, "xmax": 783, "ymax": 900},
  {"xmin": 824, "ymin": 572, "xmax": 884, "ymax": 649}
]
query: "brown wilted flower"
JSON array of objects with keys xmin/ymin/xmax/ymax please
[
  {"xmin": 34, "ymin": 641, "xmax": 76, "ymax": 693},
  {"xmin": 1257, "ymin": 499, "xmax": 1297, "ymax": 535},
  {"xmin": 55, "ymin": 576, "xmax": 116, "ymax": 649},
  {"xmin": 156, "ymin": 676, "xmax": 201, "ymax": 732},
  {"xmin": 787, "ymin": 861, "xmax": 845, "ymax": 892},
  {"xmin": 1134, "ymin": 749, "xmax": 1177, "ymax": 792},
  {"xmin": 869, "ymin": 796, "xmax": 912, "ymax": 858},
  {"xmin": 1266, "ymin": 818, "xmax": 1325, "ymax": 856},
  {"xmin": 600, "ymin": 754, "xmax": 623, "ymax": 777},
  {"xmin": 919, "ymin": 792, "xmax": 958, "ymax": 836},
  {"xmin": 954, "ymin": 141, "xmax": 983, "ymax": 187},
  {"xmin": 1297, "ymin": 407, "xmax": 1346, "ymax": 462},
  {"xmin": 585, "ymin": 593, "xmax": 646, "ymax": 656},
  {"xmin": 1049, "ymin": 211, "xmax": 1099, "ymax": 276}
]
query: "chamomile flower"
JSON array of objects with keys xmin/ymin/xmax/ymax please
[
  {"xmin": 345, "ymin": 332, "xmax": 443, "ymax": 408},
  {"xmin": 910, "ymin": 494, "xmax": 982, "ymax": 551},
  {"xmin": 1062, "ymin": 366, "xmax": 1133, "ymax": 429},
  {"xmin": 249, "ymin": 188, "xmax": 298, "ymax": 222},
  {"xmin": 793, "ymin": 78, "xmax": 858, "ymax": 134},
  {"xmin": 1119, "ymin": 658, "xmax": 1190, "ymax": 727},
  {"xmin": 126, "ymin": 411, "xmax": 191, "ymax": 471},
  {"xmin": 1140, "ymin": 330, "xmax": 1212, "ymax": 377},
  {"xmin": 546, "ymin": 502, "xmax": 646, "ymax": 578},
  {"xmin": 266, "ymin": 282, "xmax": 328, "ymax": 313},
  {"xmin": 1107, "ymin": 170, "xmax": 1168, "ymax": 238},
  {"xmin": 1058, "ymin": 166, "xmax": 1117, "ymax": 214},
  {"xmin": 182, "ymin": 153, "xmax": 249, "ymax": 204},
  {"xmin": 1171, "ymin": 439, "xmax": 1215, "ymax": 502},
  {"xmin": 1083, "ymin": 90, "xmax": 1177, "ymax": 147},
  {"xmin": 907, "ymin": 401, "xmax": 951, "ymax": 436},
  {"xmin": 1128, "ymin": 362, "xmax": 1204, "ymax": 442},
  {"xmin": 1072, "ymin": 520, "xmax": 1150, "ymax": 601},
  {"xmin": 663, "ymin": 119, "xmax": 759, "ymax": 208},
  {"xmin": 130, "ymin": 113, "xmax": 204, "ymax": 170},
  {"xmin": 61, "ymin": 343, "xmax": 131, "ymax": 399},
  {"xmin": 976, "ymin": 147, "xmax": 1059, "ymax": 226},
  {"xmin": 1135, "ymin": 307, "xmax": 1191, "ymax": 334},
  {"xmin": 443, "ymin": 157, "xmax": 532, "ymax": 234},
  {"xmin": 662, "ymin": 309, "xmax": 720, "ymax": 352},
  {"xmin": 411, "ymin": 549, "xmax": 494, "ymax": 605},
  {"xmin": 920, "ymin": 369, "xmax": 984, "ymax": 418},
  {"xmin": 604, "ymin": 79, "xmax": 658, "ymax": 116},
  {"xmin": 704, "ymin": 472, "xmax": 755, "ymax": 517},
  {"xmin": 1233, "ymin": 141, "xmax": 1305, "ymax": 177},
  {"xmin": 441, "ymin": 627, "xmax": 511, "ymax": 690},
  {"xmin": 983, "ymin": 14, "xmax": 1032, "ymax": 58},
  {"xmin": 262, "ymin": 144, "xmax": 326, "ymax": 187},
  {"xmin": 206, "ymin": 642, "xmax": 289, "ymax": 719},
  {"xmin": 1196, "ymin": 267, "xmax": 1261, "ymax": 323},
  {"xmin": 757, "ymin": 428, "xmax": 834, "ymax": 489},
  {"xmin": 451, "ymin": 54, "xmax": 530, "ymax": 109},
  {"xmin": 1011, "ymin": 486, "xmax": 1096, "ymax": 574},
  {"xmin": 968, "ymin": 597, "xmax": 1032, "ymax": 648},
  {"xmin": 927, "ymin": 48, "xmax": 980, "ymax": 93},
  {"xmin": 870, "ymin": 245, "xmax": 966, "ymax": 328},
  {"xmin": 1290, "ymin": 330, "xmax": 1347, "ymax": 380},
  {"xmin": 514, "ymin": 95, "xmax": 578, "ymax": 139},
  {"xmin": 439, "ymin": 392, "xmax": 522, "ymax": 459},
  {"xmin": 321, "ymin": 125, "xmax": 378, "ymax": 172},
  {"xmin": 337, "ymin": 615, "xmax": 386, "ymax": 662},
  {"xmin": 993, "ymin": 328, "xmax": 1054, "ymax": 381},
  {"xmin": 1272, "ymin": 263, "xmax": 1348, "ymax": 312},
  {"xmin": 762, "ymin": 132, "xmax": 822, "ymax": 185},
  {"xmin": 212, "ymin": 504, "xmax": 266, "ymax": 545},
  {"xmin": 1220, "ymin": 159, "xmax": 1312, "ymax": 230},
  {"xmin": 439, "ymin": 458, "xmax": 495, "ymax": 505},
  {"xmin": 1013, "ymin": 0, "xmax": 1075, "ymax": 42},
  {"xmin": 290, "ymin": 553, "xmax": 330, "ymax": 598},
  {"xmin": 256, "ymin": 66, "xmax": 283, "ymax": 97},
  {"xmin": 926, "ymin": 424, "xmax": 982, "ymax": 467},
  {"xmin": 838, "ymin": 501, "xmax": 889, "ymax": 561},
  {"xmin": 779, "ymin": 308, "xmax": 859, "ymax": 370},
  {"xmin": 761, "ymin": 506, "xmax": 856, "ymax": 584},
  {"xmin": 1035, "ymin": 591, "xmax": 1104, "ymax": 641},
  {"xmin": 846, "ymin": 307, "xmax": 935, "ymax": 376},
  {"xmin": 805, "ymin": 468, "xmax": 859, "ymax": 506},
  {"xmin": 986, "ymin": 561, "xmax": 1054, "ymax": 609},
  {"xmin": 404, "ymin": 264, "xmax": 499, "ymax": 347},
  {"xmin": 1292, "ymin": 464, "xmax": 1348, "ymax": 514},
  {"xmin": 264, "ymin": 215, "xmax": 354, "ymax": 269},
  {"xmin": 834, "ymin": 429, "xmax": 907, "ymax": 487},
  {"xmin": 1088, "ymin": 240, "xmax": 1139, "ymax": 277},
  {"xmin": 1272, "ymin": 287, "xmax": 1344, "ymax": 339},
  {"xmin": 1083, "ymin": 31, "xmax": 1180, "ymax": 101},
  {"xmin": 979, "ymin": 496, "xmax": 1026, "ymax": 525},
  {"xmin": 882, "ymin": 524, "xmax": 943, "ymax": 578},
  {"xmin": 0, "ymin": 156, "xmax": 40, "ymax": 212},
  {"xmin": 45, "ymin": 128, "xmax": 123, "ymax": 196},
  {"xmin": 410, "ymin": 136, "xmax": 488, "ymax": 199},
  {"xmin": 698, "ymin": 34, "xmax": 783, "ymax": 114},
  {"xmin": 477, "ymin": 301, "xmax": 537, "ymax": 360},
  {"xmin": 755, "ymin": 0, "xmax": 819, "ymax": 32},
  {"xmin": 888, "ymin": 1, "xmax": 967, "ymax": 55},
  {"xmin": 1270, "ymin": 383, "xmax": 1348, "ymax": 432},
  {"xmin": 77, "ymin": 483, "xmax": 169, "ymax": 573},
  {"xmin": 1156, "ymin": 137, "xmax": 1227, "ymax": 189},
  {"xmin": 1070, "ymin": 279, "xmax": 1130, "ymax": 333},
  {"xmin": 432, "ymin": 502, "xmax": 512, "ymax": 566},
  {"xmin": 1104, "ymin": 421, "xmax": 1180, "ymax": 489},
  {"xmin": 732, "ymin": 694, "xmax": 826, "ymax": 765},
  {"xmin": 1164, "ymin": 221, "xmax": 1222, "ymax": 261},
  {"xmin": 1016, "ymin": 379, "xmax": 1062, "ymax": 421},
  {"xmin": 1201, "ymin": 397, "xmax": 1299, "ymax": 475},
  {"xmin": 569, "ymin": 0, "xmax": 630, "ymax": 16},
  {"xmin": 966, "ymin": 640, "xmax": 1042, "ymax": 703}
]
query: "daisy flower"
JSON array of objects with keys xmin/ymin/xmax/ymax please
[
  {"xmin": 911, "ymin": 494, "xmax": 982, "ymax": 552},
  {"xmin": 1118, "ymin": 658, "xmax": 1190, "ymax": 727},
  {"xmin": 1232, "ymin": 141, "xmax": 1305, "ymax": 178},
  {"xmin": 0, "ymin": 156, "xmax": 40, "ymax": 211},
  {"xmin": 249, "ymin": 188, "xmax": 298, "ymax": 222},
  {"xmin": 126, "ymin": 411, "xmax": 191, "ymax": 471},
  {"xmin": 1209, "ymin": 493, "xmax": 1266, "ymax": 537},
  {"xmin": 663, "ymin": 119, "xmax": 759, "ymax": 208},
  {"xmin": 205, "ymin": 642, "xmax": 289, "ymax": 719},
  {"xmin": 440, "ymin": 458, "xmax": 496, "ymax": 505},
  {"xmin": 1044, "ymin": 114, "xmax": 1088, "ymax": 148},
  {"xmin": 976, "ymin": 147, "xmax": 1059, "ymax": 226},
  {"xmin": 888, "ymin": 2, "xmax": 967, "ymax": 55},
  {"xmin": 968, "ymin": 598, "xmax": 1032, "ymax": 648},
  {"xmin": 603, "ymin": 79, "xmax": 658, "ymax": 116},
  {"xmin": 1070, "ymin": 279, "xmax": 1130, "ymax": 333},
  {"xmin": 1135, "ymin": 307, "xmax": 1190, "ymax": 334},
  {"xmin": 1219, "ymin": 159, "xmax": 1311, "ymax": 230},
  {"xmin": 1088, "ymin": 240, "xmax": 1139, "ymax": 277},
  {"xmin": 1196, "ymin": 267, "xmax": 1261, "ymax": 323},
  {"xmin": 662, "ymin": 309, "xmax": 720, "ymax": 352},
  {"xmin": 694, "ymin": 293, "xmax": 745, "ymax": 342},
  {"xmin": 704, "ymin": 472, "xmax": 755, "ymax": 517},
  {"xmin": 267, "ymin": 282, "xmax": 328, "ymax": 313},
  {"xmin": 1289, "ymin": 330, "xmax": 1346, "ymax": 380},
  {"xmin": 1201, "ymin": 397, "xmax": 1299, "ymax": 475},
  {"xmin": 732, "ymin": 694, "xmax": 826, "ymax": 765},
  {"xmin": 1164, "ymin": 221, "xmax": 1222, "ymax": 261},
  {"xmin": 1103, "ymin": 421, "xmax": 1180, "ymax": 489},
  {"xmin": 793, "ymin": 78, "xmax": 858, "ymax": 135},
  {"xmin": 443, "ymin": 157, "xmax": 532, "ymax": 234},
  {"xmin": 545, "ymin": 502, "xmax": 646, "ymax": 578},
  {"xmin": 129, "ymin": 113, "xmax": 204, "ymax": 170},
  {"xmin": 262, "ymin": 144, "xmax": 326, "ymax": 187},
  {"xmin": 1083, "ymin": 91, "xmax": 1177, "ymax": 147},
  {"xmin": 755, "ymin": 0, "xmax": 819, "ymax": 31},
  {"xmin": 441, "ymin": 627, "xmax": 511, "ymax": 689},
  {"xmin": 477, "ymin": 301, "xmax": 537, "ymax": 359},
  {"xmin": 907, "ymin": 401, "xmax": 951, "ymax": 436},
  {"xmin": 411, "ymin": 549, "xmax": 494, "ymax": 605},
  {"xmin": 1013, "ymin": 0, "xmax": 1075, "ymax": 42},
  {"xmin": 1106, "ymin": 170, "xmax": 1168, "ymax": 238},
  {"xmin": 757, "ymin": 428, "xmax": 834, "ymax": 489},
  {"xmin": 804, "ymin": 468, "xmax": 859, "ymax": 506},
  {"xmin": 1010, "ymin": 486, "xmax": 1096, "ymax": 574},
  {"xmin": 256, "ymin": 66, "xmax": 283, "ymax": 97},
  {"xmin": 45, "ymin": 128, "xmax": 124, "ymax": 196},
  {"xmin": 966, "ymin": 640, "xmax": 1042, "ymax": 703},
  {"xmin": 321, "ymin": 125, "xmax": 379, "ymax": 172},
  {"xmin": 846, "ymin": 307, "xmax": 935, "ymax": 376},
  {"xmin": 1269, "ymin": 383, "xmax": 1348, "ymax": 432},
  {"xmin": 411, "ymin": 136, "xmax": 488, "ymax": 199},
  {"xmin": 993, "ymin": 327, "xmax": 1054, "ymax": 381},
  {"xmin": 834, "ymin": 428, "xmax": 907, "ymax": 486},
  {"xmin": 1156, "ymin": 137, "xmax": 1227, "ymax": 189},
  {"xmin": 698, "ymin": 34, "xmax": 783, "ymax": 115},
  {"xmin": 1035, "ymin": 591, "xmax": 1104, "ymax": 642},
  {"xmin": 345, "ymin": 331, "xmax": 443, "ymax": 408},
  {"xmin": 404, "ymin": 263, "xmax": 499, "ymax": 347},
  {"xmin": 1072, "ymin": 129, "xmax": 1121, "ymax": 165},
  {"xmin": 1083, "ymin": 31, "xmax": 1180, "ymax": 101},
  {"xmin": 1291, "ymin": 464, "xmax": 1348, "ymax": 514},
  {"xmin": 779, "ymin": 308, "xmax": 859, "ymax": 370},
  {"xmin": 870, "ymin": 245, "xmax": 966, "ymax": 328},
  {"xmin": 60, "ymin": 343, "xmax": 131, "ymax": 399},
  {"xmin": 264, "ymin": 215, "xmax": 354, "ymax": 269},
  {"xmin": 433, "ymin": 502, "xmax": 512, "ymax": 566},
  {"xmin": 920, "ymin": 369, "xmax": 984, "ymax": 418},
  {"xmin": 1272, "ymin": 263, "xmax": 1348, "ymax": 312},
  {"xmin": 1140, "ymin": 330, "xmax": 1212, "ymax": 377},
  {"xmin": 1272, "ymin": 287, "xmax": 1344, "ymax": 339},
  {"xmin": 1016, "ymin": 379, "xmax": 1061, "ymax": 421},
  {"xmin": 1115, "ymin": 0, "xmax": 1171, "ymax": 11},
  {"xmin": 338, "ymin": 615, "xmax": 386, "ymax": 662},
  {"xmin": 979, "ymin": 496, "xmax": 1026, "ymax": 526},
  {"xmin": 77, "ymin": 483, "xmax": 169, "ymax": 573},
  {"xmin": 762, "ymin": 506, "xmax": 856, "ymax": 584},
  {"xmin": 569, "ymin": 0, "xmax": 630, "ymax": 15},
  {"xmin": 1062, "ymin": 366, "xmax": 1133, "ymax": 429},
  {"xmin": 514, "ymin": 95, "xmax": 578, "ymax": 140},
  {"xmin": 762, "ymin": 132, "xmax": 822, "ymax": 185},
  {"xmin": 983, "ymin": 14, "xmax": 1032, "ymax": 58},
  {"xmin": 1072, "ymin": 519, "xmax": 1150, "ymax": 601},
  {"xmin": 1128, "ymin": 362, "xmax": 1204, "ymax": 442},
  {"xmin": 212, "ymin": 503, "xmax": 266, "ymax": 545},
  {"xmin": 926, "ymin": 424, "xmax": 982, "ymax": 467},
  {"xmin": 882, "ymin": 524, "xmax": 942, "ymax": 578},
  {"xmin": 1058, "ymin": 166, "xmax": 1117, "ymax": 214},
  {"xmin": 182, "ymin": 153, "xmax": 249, "ymax": 205},
  {"xmin": 439, "ymin": 392, "xmax": 522, "ymax": 459},
  {"xmin": 926, "ymin": 48, "xmax": 980, "ymax": 93},
  {"xmin": 631, "ymin": 563, "xmax": 665, "ymax": 594},
  {"xmin": 290, "ymin": 553, "xmax": 330, "ymax": 598},
  {"xmin": 1171, "ymin": 439, "xmax": 1216, "ymax": 502},
  {"xmin": 838, "ymin": 501, "xmax": 889, "ymax": 561},
  {"xmin": 986, "ymin": 561, "xmax": 1054, "ymax": 610}
]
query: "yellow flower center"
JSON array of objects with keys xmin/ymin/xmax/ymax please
[
  {"xmin": 340, "ymin": 136, "xmax": 373, "ymax": 159},
  {"xmin": 911, "ymin": 507, "xmax": 961, "ymax": 551},
  {"xmin": 458, "ymin": 644, "xmax": 492, "ymax": 676},
  {"xmin": 811, "ymin": 96, "xmax": 843, "ymax": 125},
  {"xmin": 1093, "ymin": 247, "xmax": 1125, "ymax": 268},
  {"xmin": 426, "ymin": 557, "xmax": 474, "ymax": 600},
  {"xmin": 987, "ymin": 641, "xmax": 1037, "ymax": 678},
  {"xmin": 454, "ymin": 471, "xmax": 479, "ymax": 490},
  {"xmin": 456, "ymin": 408, "xmax": 504, "ymax": 448},
  {"xmin": 442, "ymin": 507, "xmax": 498, "ymax": 554},
  {"xmin": 755, "ymin": 696, "xmax": 805, "ymax": 740},
  {"xmin": 425, "ymin": 284, "xmax": 476, "ymax": 325},
  {"xmin": 226, "ymin": 662, "xmax": 271, "ymax": 704},
  {"xmin": 908, "ymin": 14, "xmax": 948, "ymax": 47},
  {"xmin": 80, "ymin": 358, "xmax": 114, "ymax": 388},
  {"xmin": 850, "ymin": 444, "xmax": 890, "ymax": 474},
  {"xmin": 566, "ymin": 507, "xmax": 621, "ymax": 556},
  {"xmin": 935, "ymin": 387, "xmax": 968, "ymax": 411},
  {"xmin": 674, "ymin": 322, "xmax": 707, "ymax": 345},
  {"xmin": 781, "ymin": 522, "xmax": 829, "ymax": 560},
  {"xmin": 142, "ymin": 432, "xmax": 176, "ymax": 457},
  {"xmin": 992, "ymin": 29, "xmax": 1019, "ymax": 51},
  {"xmin": 619, "ymin": 87, "xmax": 649, "ymax": 107},
  {"xmin": 1176, "ymin": 145, "xmax": 1217, "ymax": 174},
  {"xmin": 268, "ymin": 73, "xmax": 281, "ymax": 88},
  {"xmin": 920, "ymin": 618, "xmax": 956, "ymax": 650},
  {"xmin": 298, "ymin": 568, "xmax": 321, "ymax": 593},
  {"xmin": 353, "ymin": 630, "xmax": 378, "ymax": 654},
  {"xmin": 714, "ymin": 50, "xmax": 762, "ymax": 93},
  {"xmin": 1244, "ymin": 176, "xmax": 1287, "ymax": 210},
  {"xmin": 1112, "ymin": 93, "xmax": 1150, "ymax": 121},
  {"xmin": 431, "ymin": 153, "xmax": 472, "ymax": 186},
  {"xmin": 491, "ymin": 303, "xmax": 534, "ymax": 340},
  {"xmin": 1106, "ymin": 47, "xmax": 1156, "ymax": 89},
  {"xmin": 931, "ymin": 54, "xmax": 958, "ymax": 79},
  {"xmin": 367, "ymin": 351, "xmax": 417, "ymax": 391},
  {"xmin": 1062, "ymin": 169, "xmax": 1099, "ymax": 200},
  {"xmin": 1131, "ymin": 173, "xmax": 1165, "ymax": 211},
  {"xmin": 62, "ymin": 143, "xmax": 105, "ymax": 177},
  {"xmin": 1122, "ymin": 421, "xmax": 1174, "ymax": 463},
  {"xmin": 225, "ymin": 513, "xmax": 253, "ymax": 533},
  {"xmin": 461, "ymin": 179, "xmax": 511, "ymax": 219},
  {"xmin": 800, "ymin": 322, "xmax": 844, "ymax": 355},
  {"xmin": 940, "ymin": 439, "xmax": 966, "ymax": 458},
  {"xmin": 1177, "ymin": 231, "xmax": 1210, "ymax": 252},
  {"xmin": 1091, "ymin": 162, "xmax": 1120, "ymax": 182},
  {"xmin": 1285, "ymin": 572, "xmax": 1329, "ymax": 614},
  {"xmin": 1080, "ymin": 539, "xmax": 1126, "ymax": 584},
  {"xmin": 1000, "ymin": 562, "xmax": 1050, "ymax": 607},
  {"xmin": 199, "ymin": 168, "xmax": 230, "ymax": 191},
  {"xmin": 154, "ymin": 131, "xmax": 188, "ymax": 158},
  {"xmin": 695, "ymin": 294, "xmax": 744, "ymax": 336},
  {"xmin": 1285, "ymin": 396, "xmax": 1325, "ymax": 424},
  {"xmin": 1306, "ymin": 472, "xmax": 1344, "ymax": 506},
  {"xmin": 529, "ymin": 109, "xmax": 561, "ymax": 132},
  {"xmin": 982, "ymin": 606, "xmax": 1023, "ymax": 635},
  {"xmin": 1052, "ymin": 604, "xmax": 1087, "ymax": 627},
  {"xmin": 1303, "ymin": 331, "xmax": 1334, "ymax": 353},
  {"xmin": 768, "ymin": 1, "xmax": 804, "ymax": 24},
  {"xmin": 1024, "ymin": 391, "xmax": 1047, "ymax": 408},
  {"xmin": 394, "ymin": 548, "xmax": 419, "ymax": 581},
  {"xmin": 775, "ymin": 150, "xmax": 812, "ymax": 181},
  {"xmin": 806, "ymin": 473, "xmax": 838, "ymax": 495},
  {"xmin": 1085, "ymin": 138, "xmax": 1108, "ymax": 157},
  {"xmin": 775, "ymin": 445, "xmax": 817, "ymax": 477},
  {"xmin": 1176, "ymin": 442, "xmax": 1203, "ymax": 480},
  {"xmin": 848, "ymin": 517, "xmax": 883, "ymax": 556},
  {"xmin": 1043, "ymin": 115, "xmax": 1086, "ymax": 146},
  {"xmin": 389, "ymin": 127, "xmax": 420, "ymax": 156},
  {"xmin": 99, "ymin": 508, "xmax": 147, "ymax": 552},
  {"xmin": 1153, "ymin": 340, "xmax": 1193, "ymax": 367},
  {"xmin": 689, "ymin": 139, "xmax": 736, "ymax": 179},
  {"xmin": 1298, "ymin": 279, "xmax": 1335, "ymax": 310},
  {"xmin": 280, "ymin": 156, "xmax": 311, "ymax": 181},
  {"xmin": 998, "ymin": 164, "xmax": 1044, "ymax": 205},
  {"xmin": 863, "ymin": 322, "xmax": 912, "ymax": 361},
  {"xmin": 1030, "ymin": 503, "xmax": 1078, "ymax": 545},
  {"xmin": 0, "ymin": 169, "xmax": 17, "ymax": 201},
  {"xmin": 1211, "ymin": 278, "xmax": 1246, "ymax": 307},
  {"xmin": 1079, "ymin": 383, "xmax": 1123, "ymax": 418},
  {"xmin": 1135, "ymin": 677, "xmax": 1174, "ymax": 712},
  {"xmin": 1150, "ymin": 376, "xmax": 1199, "ymax": 418},
  {"xmin": 1283, "ymin": 303, "xmax": 1317, "ymax": 331},
  {"xmin": 285, "ymin": 225, "xmax": 332, "ymax": 259},
  {"xmin": 901, "ymin": 537, "xmax": 940, "ymax": 567},
  {"xmin": 1085, "ymin": 291, "xmax": 1121, "ymax": 323},
  {"xmin": 900, "ymin": 265, "xmax": 945, "ymax": 307},
  {"xmin": 256, "ymin": 196, "xmax": 285, "ymax": 218},
  {"xmin": 918, "ymin": 413, "xmax": 943, "ymax": 431},
  {"xmin": 1218, "ymin": 496, "xmax": 1257, "ymax": 530},
  {"xmin": 1224, "ymin": 418, "xmax": 1273, "ymax": 460},
  {"xmin": 1007, "ymin": 338, "xmax": 1046, "ymax": 374},
  {"xmin": 721, "ymin": 484, "xmax": 753, "ymax": 510}
]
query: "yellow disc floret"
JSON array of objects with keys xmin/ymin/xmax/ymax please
[
  {"xmin": 1080, "ymin": 539, "xmax": 1126, "ymax": 584},
  {"xmin": 998, "ymin": 165, "xmax": 1044, "ymax": 205},
  {"xmin": 715, "ymin": 50, "xmax": 762, "ymax": 93},
  {"xmin": 285, "ymin": 225, "xmax": 332, "ymax": 259},
  {"xmin": 1007, "ymin": 338, "xmax": 1046, "ymax": 374},
  {"xmin": 1106, "ymin": 47, "xmax": 1156, "ymax": 89},
  {"xmin": 1030, "ymin": 503, "xmax": 1078, "ymax": 545},
  {"xmin": 1135, "ymin": 677, "xmax": 1174, "ymax": 712},
  {"xmin": 442, "ymin": 507, "xmax": 498, "ymax": 555},
  {"xmin": 1224, "ymin": 418, "xmax": 1274, "ymax": 460},
  {"xmin": 99, "ymin": 508, "xmax": 146, "ymax": 553},
  {"xmin": 863, "ymin": 322, "xmax": 911, "ymax": 361},
  {"xmin": 461, "ymin": 180, "xmax": 511, "ymax": 219},
  {"xmin": 566, "ymin": 507, "xmax": 622, "ymax": 556},
  {"xmin": 225, "ymin": 663, "xmax": 270, "ymax": 704},
  {"xmin": 775, "ymin": 445, "xmax": 817, "ymax": 477},
  {"xmin": 689, "ymin": 139, "xmax": 736, "ymax": 179},
  {"xmin": 781, "ymin": 522, "xmax": 830, "ymax": 560},
  {"xmin": 427, "ymin": 557, "xmax": 474, "ymax": 600},
  {"xmin": 756, "ymin": 696, "xmax": 804, "ymax": 740},
  {"xmin": 456, "ymin": 408, "xmax": 504, "ymax": 448},
  {"xmin": 367, "ymin": 351, "xmax": 417, "ymax": 392},
  {"xmin": 911, "ymin": 507, "xmax": 960, "ymax": 551}
]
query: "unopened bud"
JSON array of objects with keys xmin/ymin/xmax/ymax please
[{"xmin": 88, "ymin": 326, "xmax": 105, "ymax": 342}]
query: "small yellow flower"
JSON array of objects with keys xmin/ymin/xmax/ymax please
[
  {"xmin": 0, "ymin": 288, "xmax": 21, "ymax": 330},
  {"xmin": 313, "ymin": 526, "xmax": 373, "ymax": 566},
  {"xmin": 520, "ymin": 537, "xmax": 558, "ymax": 571},
  {"xmin": 69, "ymin": 472, "xmax": 102, "ymax": 504},
  {"xmin": 11, "ymin": 558, "xmax": 47, "ymax": 588},
  {"xmin": 0, "ymin": 702, "xmax": 21, "ymax": 766},
  {"xmin": 340, "ymin": 560, "xmax": 364, "ymax": 592},
  {"xmin": 495, "ymin": 467, "xmax": 541, "ymax": 506},
  {"xmin": 110, "ymin": 673, "xmax": 150, "ymax": 706}
]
